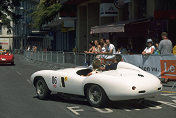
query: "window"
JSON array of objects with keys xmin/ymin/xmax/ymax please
[
  {"xmin": 134, "ymin": 0, "xmax": 147, "ymax": 19},
  {"xmin": 119, "ymin": 3, "xmax": 129, "ymax": 21},
  {"xmin": 156, "ymin": 0, "xmax": 176, "ymax": 10}
]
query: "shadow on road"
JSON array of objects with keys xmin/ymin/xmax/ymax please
[
  {"xmin": 0, "ymin": 64, "xmax": 15, "ymax": 66},
  {"xmin": 33, "ymin": 94, "xmax": 162, "ymax": 109}
]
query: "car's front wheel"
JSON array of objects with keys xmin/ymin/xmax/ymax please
[
  {"xmin": 35, "ymin": 79, "xmax": 51, "ymax": 100},
  {"xmin": 11, "ymin": 62, "xmax": 14, "ymax": 65},
  {"xmin": 86, "ymin": 84, "xmax": 108, "ymax": 107}
]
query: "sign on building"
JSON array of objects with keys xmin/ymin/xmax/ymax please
[
  {"xmin": 64, "ymin": 20, "xmax": 75, "ymax": 28},
  {"xmin": 114, "ymin": 0, "xmax": 131, "ymax": 8},
  {"xmin": 0, "ymin": 38, "xmax": 9, "ymax": 49},
  {"xmin": 100, "ymin": 3, "xmax": 118, "ymax": 17}
]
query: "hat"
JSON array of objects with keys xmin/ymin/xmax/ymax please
[{"xmin": 147, "ymin": 39, "xmax": 153, "ymax": 43}]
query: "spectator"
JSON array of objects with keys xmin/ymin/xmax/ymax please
[
  {"xmin": 120, "ymin": 45, "xmax": 128, "ymax": 54},
  {"xmin": 116, "ymin": 47, "xmax": 121, "ymax": 54},
  {"xmin": 158, "ymin": 32, "xmax": 173, "ymax": 55},
  {"xmin": 154, "ymin": 43, "xmax": 160, "ymax": 55},
  {"xmin": 84, "ymin": 41, "xmax": 96, "ymax": 54},
  {"xmin": 142, "ymin": 39, "xmax": 155, "ymax": 55},
  {"xmin": 173, "ymin": 44, "xmax": 176, "ymax": 55},
  {"xmin": 84, "ymin": 41, "xmax": 96, "ymax": 66},
  {"xmin": 94, "ymin": 40, "xmax": 101, "ymax": 53},
  {"xmin": 27, "ymin": 46, "xmax": 31, "ymax": 51},
  {"xmin": 99, "ymin": 38, "xmax": 107, "ymax": 53},
  {"xmin": 103, "ymin": 39, "xmax": 116, "ymax": 59},
  {"xmin": 99, "ymin": 54, "xmax": 122, "ymax": 71}
]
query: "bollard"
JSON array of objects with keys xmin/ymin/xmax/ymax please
[
  {"xmin": 51, "ymin": 51, "xmax": 52, "ymax": 62},
  {"xmin": 38, "ymin": 51, "xmax": 39, "ymax": 60},
  {"xmin": 74, "ymin": 53, "xmax": 76, "ymax": 65},
  {"xmin": 57, "ymin": 52, "xmax": 59, "ymax": 64},
  {"xmin": 42, "ymin": 51, "xmax": 43, "ymax": 61},
  {"xmin": 63, "ymin": 52, "xmax": 65, "ymax": 64},
  {"xmin": 46, "ymin": 51, "xmax": 47, "ymax": 61},
  {"xmin": 84, "ymin": 53, "xmax": 87, "ymax": 64}
]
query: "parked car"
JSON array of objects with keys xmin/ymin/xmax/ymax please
[
  {"xmin": 0, "ymin": 49, "xmax": 14, "ymax": 65},
  {"xmin": 30, "ymin": 62, "xmax": 162, "ymax": 107}
]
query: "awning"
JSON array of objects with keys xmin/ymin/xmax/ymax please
[
  {"xmin": 90, "ymin": 18, "xmax": 152, "ymax": 34},
  {"xmin": 42, "ymin": 17, "xmax": 76, "ymax": 28},
  {"xmin": 90, "ymin": 23, "xmax": 126, "ymax": 34},
  {"xmin": 27, "ymin": 36, "xmax": 44, "ymax": 39}
]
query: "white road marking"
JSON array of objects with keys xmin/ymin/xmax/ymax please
[
  {"xmin": 170, "ymin": 96, "xmax": 176, "ymax": 99},
  {"xmin": 118, "ymin": 107, "xmax": 131, "ymax": 111},
  {"xmin": 16, "ymin": 71, "xmax": 22, "ymax": 76},
  {"xmin": 124, "ymin": 109, "xmax": 132, "ymax": 111},
  {"xmin": 160, "ymin": 94, "xmax": 175, "ymax": 96},
  {"xmin": 143, "ymin": 103, "xmax": 162, "ymax": 110},
  {"xmin": 67, "ymin": 106, "xmax": 84, "ymax": 115},
  {"xmin": 172, "ymin": 100, "xmax": 176, "ymax": 103},
  {"xmin": 157, "ymin": 100, "xmax": 176, "ymax": 108},
  {"xmin": 134, "ymin": 109, "xmax": 141, "ymax": 111},
  {"xmin": 93, "ymin": 108, "xmax": 113, "ymax": 113},
  {"xmin": 27, "ymin": 79, "xmax": 32, "ymax": 85}
]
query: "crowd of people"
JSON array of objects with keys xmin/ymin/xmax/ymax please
[
  {"xmin": 84, "ymin": 32, "xmax": 175, "ymax": 60},
  {"xmin": 142, "ymin": 32, "xmax": 173, "ymax": 55},
  {"xmin": 84, "ymin": 38, "xmax": 116, "ymax": 60}
]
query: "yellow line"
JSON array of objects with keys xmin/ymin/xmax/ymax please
[{"xmin": 161, "ymin": 91, "xmax": 176, "ymax": 93}]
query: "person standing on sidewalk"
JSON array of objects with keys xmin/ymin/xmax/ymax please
[{"xmin": 158, "ymin": 32, "xmax": 173, "ymax": 55}]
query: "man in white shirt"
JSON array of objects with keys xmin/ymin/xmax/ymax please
[{"xmin": 103, "ymin": 39, "xmax": 116, "ymax": 59}]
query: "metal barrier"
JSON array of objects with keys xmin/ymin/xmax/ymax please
[{"xmin": 24, "ymin": 51, "xmax": 96, "ymax": 66}]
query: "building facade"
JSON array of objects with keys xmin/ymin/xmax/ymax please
[
  {"xmin": 13, "ymin": 0, "xmax": 40, "ymax": 50},
  {"xmin": 60, "ymin": 0, "xmax": 176, "ymax": 53},
  {"xmin": 0, "ymin": 17, "xmax": 13, "ymax": 50},
  {"xmin": 0, "ymin": 0, "xmax": 41, "ymax": 50}
]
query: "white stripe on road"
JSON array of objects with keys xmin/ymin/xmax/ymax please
[
  {"xmin": 27, "ymin": 79, "xmax": 32, "ymax": 85},
  {"xmin": 67, "ymin": 106, "xmax": 84, "ymax": 115},
  {"xmin": 16, "ymin": 71, "xmax": 22, "ymax": 76},
  {"xmin": 93, "ymin": 108, "xmax": 113, "ymax": 113},
  {"xmin": 158, "ymin": 100, "xmax": 176, "ymax": 108},
  {"xmin": 118, "ymin": 107, "xmax": 131, "ymax": 111}
]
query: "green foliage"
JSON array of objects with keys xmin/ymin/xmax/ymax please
[
  {"xmin": 32, "ymin": 0, "xmax": 62, "ymax": 29},
  {"xmin": 0, "ymin": 0, "xmax": 21, "ymax": 29}
]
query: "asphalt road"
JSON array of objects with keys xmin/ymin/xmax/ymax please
[{"xmin": 0, "ymin": 54, "xmax": 176, "ymax": 118}]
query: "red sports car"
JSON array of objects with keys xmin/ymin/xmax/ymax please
[{"xmin": 0, "ymin": 49, "xmax": 14, "ymax": 65}]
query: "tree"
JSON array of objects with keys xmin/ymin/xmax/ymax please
[
  {"xmin": 0, "ymin": 0, "xmax": 21, "ymax": 29},
  {"xmin": 32, "ymin": 0, "xmax": 62, "ymax": 29}
]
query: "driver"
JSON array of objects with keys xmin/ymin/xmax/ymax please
[
  {"xmin": 86, "ymin": 54, "xmax": 122, "ymax": 76},
  {"xmin": 99, "ymin": 54, "xmax": 122, "ymax": 71},
  {"xmin": 84, "ymin": 59, "xmax": 102, "ymax": 76}
]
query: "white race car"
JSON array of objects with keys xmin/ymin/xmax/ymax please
[{"xmin": 30, "ymin": 62, "xmax": 162, "ymax": 107}]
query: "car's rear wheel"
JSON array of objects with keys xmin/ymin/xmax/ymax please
[
  {"xmin": 35, "ymin": 79, "xmax": 51, "ymax": 100},
  {"xmin": 86, "ymin": 84, "xmax": 108, "ymax": 107}
]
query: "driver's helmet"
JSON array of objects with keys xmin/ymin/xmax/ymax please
[{"xmin": 92, "ymin": 59, "xmax": 101, "ymax": 70}]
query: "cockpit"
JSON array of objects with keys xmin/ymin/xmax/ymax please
[{"xmin": 76, "ymin": 69, "xmax": 92, "ymax": 76}]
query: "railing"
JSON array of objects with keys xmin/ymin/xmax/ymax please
[{"xmin": 24, "ymin": 51, "xmax": 96, "ymax": 66}]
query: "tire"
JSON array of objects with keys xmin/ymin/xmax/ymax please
[
  {"xmin": 86, "ymin": 84, "xmax": 108, "ymax": 108},
  {"xmin": 35, "ymin": 79, "xmax": 51, "ymax": 100},
  {"xmin": 11, "ymin": 62, "xmax": 14, "ymax": 65}
]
